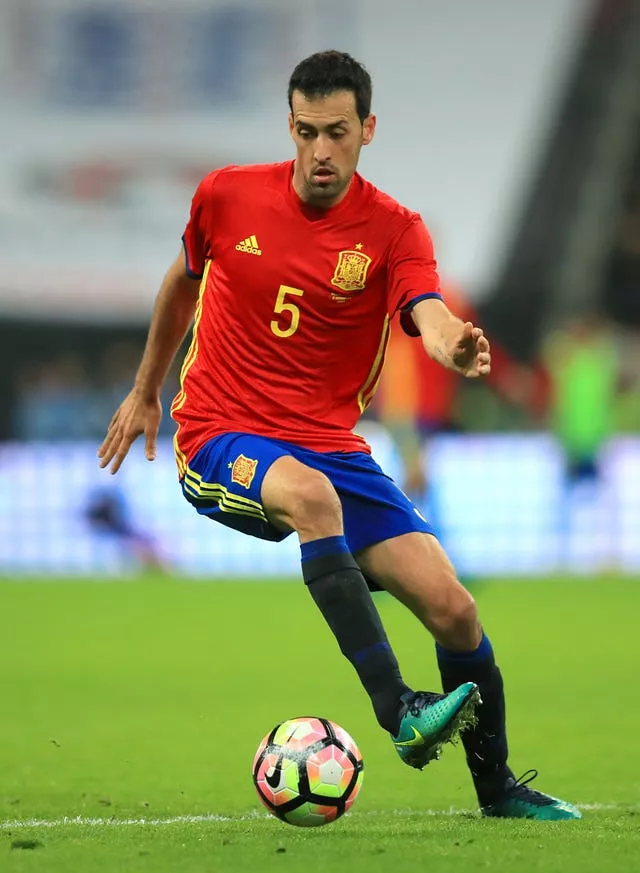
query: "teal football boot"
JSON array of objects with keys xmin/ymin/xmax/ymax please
[
  {"xmin": 481, "ymin": 770, "xmax": 582, "ymax": 820},
  {"xmin": 392, "ymin": 682, "xmax": 480, "ymax": 769}
]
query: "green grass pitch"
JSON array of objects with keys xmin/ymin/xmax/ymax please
[{"xmin": 1, "ymin": 576, "xmax": 639, "ymax": 872}]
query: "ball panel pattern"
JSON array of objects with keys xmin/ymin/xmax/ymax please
[
  {"xmin": 252, "ymin": 717, "xmax": 364, "ymax": 827},
  {"xmin": 283, "ymin": 802, "xmax": 340, "ymax": 828}
]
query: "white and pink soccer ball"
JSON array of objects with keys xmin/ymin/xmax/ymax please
[{"xmin": 252, "ymin": 717, "xmax": 364, "ymax": 827}]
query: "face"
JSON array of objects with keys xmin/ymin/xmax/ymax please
[{"xmin": 289, "ymin": 89, "xmax": 375, "ymax": 208}]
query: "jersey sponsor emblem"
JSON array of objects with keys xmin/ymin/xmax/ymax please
[
  {"xmin": 230, "ymin": 454, "xmax": 259, "ymax": 489},
  {"xmin": 330, "ymin": 249, "xmax": 372, "ymax": 300},
  {"xmin": 235, "ymin": 235, "xmax": 262, "ymax": 256}
]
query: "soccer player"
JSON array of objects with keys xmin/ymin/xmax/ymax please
[{"xmin": 99, "ymin": 51, "xmax": 580, "ymax": 820}]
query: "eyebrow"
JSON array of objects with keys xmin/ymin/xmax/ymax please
[{"xmin": 295, "ymin": 120, "xmax": 348, "ymax": 132}]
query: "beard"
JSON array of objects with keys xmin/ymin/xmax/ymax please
[{"xmin": 303, "ymin": 170, "xmax": 350, "ymax": 207}]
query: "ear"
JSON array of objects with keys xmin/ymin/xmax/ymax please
[
  {"xmin": 288, "ymin": 112, "xmax": 295, "ymax": 138},
  {"xmin": 362, "ymin": 114, "xmax": 376, "ymax": 146}
]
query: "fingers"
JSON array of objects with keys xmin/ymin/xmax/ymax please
[
  {"xmin": 475, "ymin": 337, "xmax": 491, "ymax": 374},
  {"xmin": 98, "ymin": 426, "xmax": 120, "ymax": 468},
  {"xmin": 462, "ymin": 321, "xmax": 474, "ymax": 340},
  {"xmin": 458, "ymin": 324, "xmax": 491, "ymax": 377},
  {"xmin": 107, "ymin": 409, "xmax": 121, "ymax": 431},
  {"xmin": 98, "ymin": 430, "xmax": 124, "ymax": 472},
  {"xmin": 476, "ymin": 332, "xmax": 491, "ymax": 375},
  {"xmin": 98, "ymin": 420, "xmax": 140, "ymax": 473},
  {"xmin": 98, "ymin": 411, "xmax": 119, "ymax": 459},
  {"xmin": 457, "ymin": 323, "xmax": 491, "ymax": 376},
  {"xmin": 108, "ymin": 432, "xmax": 138, "ymax": 475},
  {"xmin": 144, "ymin": 425, "xmax": 158, "ymax": 462},
  {"xmin": 98, "ymin": 393, "xmax": 161, "ymax": 473},
  {"xmin": 464, "ymin": 324, "xmax": 490, "ymax": 350}
]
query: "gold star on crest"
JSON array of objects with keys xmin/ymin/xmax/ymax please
[{"xmin": 355, "ymin": 242, "xmax": 364, "ymax": 250}]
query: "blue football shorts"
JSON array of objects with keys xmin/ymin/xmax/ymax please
[{"xmin": 181, "ymin": 432, "xmax": 434, "ymax": 555}]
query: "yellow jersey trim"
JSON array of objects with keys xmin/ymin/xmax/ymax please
[
  {"xmin": 357, "ymin": 315, "xmax": 390, "ymax": 412},
  {"xmin": 172, "ymin": 260, "xmax": 212, "ymax": 477}
]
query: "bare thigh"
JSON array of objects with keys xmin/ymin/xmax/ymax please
[
  {"xmin": 356, "ymin": 532, "xmax": 482, "ymax": 651},
  {"xmin": 260, "ymin": 454, "xmax": 344, "ymax": 543}
]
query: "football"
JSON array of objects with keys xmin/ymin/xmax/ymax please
[{"xmin": 252, "ymin": 716, "xmax": 364, "ymax": 827}]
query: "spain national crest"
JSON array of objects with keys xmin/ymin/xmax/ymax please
[
  {"xmin": 230, "ymin": 454, "xmax": 258, "ymax": 489},
  {"xmin": 330, "ymin": 249, "xmax": 372, "ymax": 299}
]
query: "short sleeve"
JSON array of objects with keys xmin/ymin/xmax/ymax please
[
  {"xmin": 182, "ymin": 173, "xmax": 217, "ymax": 279},
  {"xmin": 387, "ymin": 216, "xmax": 443, "ymax": 337}
]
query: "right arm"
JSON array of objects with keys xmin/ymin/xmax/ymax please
[{"xmin": 98, "ymin": 248, "xmax": 201, "ymax": 474}]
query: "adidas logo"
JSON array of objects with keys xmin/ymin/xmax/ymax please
[{"xmin": 235, "ymin": 235, "xmax": 262, "ymax": 256}]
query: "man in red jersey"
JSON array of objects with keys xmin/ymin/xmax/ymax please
[{"xmin": 99, "ymin": 51, "xmax": 579, "ymax": 820}]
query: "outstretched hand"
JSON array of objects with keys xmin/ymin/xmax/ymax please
[
  {"xmin": 450, "ymin": 321, "xmax": 491, "ymax": 378},
  {"xmin": 98, "ymin": 389, "xmax": 162, "ymax": 474}
]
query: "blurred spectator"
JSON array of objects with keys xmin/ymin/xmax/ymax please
[
  {"xmin": 11, "ymin": 340, "xmax": 182, "ymax": 442},
  {"xmin": 13, "ymin": 355, "xmax": 96, "ymax": 440},
  {"xmin": 85, "ymin": 486, "xmax": 168, "ymax": 573},
  {"xmin": 543, "ymin": 314, "xmax": 619, "ymax": 480},
  {"xmin": 543, "ymin": 314, "xmax": 621, "ymax": 571}
]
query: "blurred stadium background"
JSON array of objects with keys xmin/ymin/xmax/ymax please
[{"xmin": 0, "ymin": 0, "xmax": 639, "ymax": 580}]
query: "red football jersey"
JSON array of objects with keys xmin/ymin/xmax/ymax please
[{"xmin": 172, "ymin": 160, "xmax": 441, "ymax": 474}]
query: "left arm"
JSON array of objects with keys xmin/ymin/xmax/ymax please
[{"xmin": 410, "ymin": 297, "xmax": 491, "ymax": 378}]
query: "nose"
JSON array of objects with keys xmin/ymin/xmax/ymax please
[{"xmin": 313, "ymin": 133, "xmax": 332, "ymax": 164}]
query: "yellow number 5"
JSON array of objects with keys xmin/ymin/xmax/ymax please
[{"xmin": 271, "ymin": 285, "xmax": 304, "ymax": 338}]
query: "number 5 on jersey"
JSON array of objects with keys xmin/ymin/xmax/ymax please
[{"xmin": 271, "ymin": 285, "xmax": 304, "ymax": 338}]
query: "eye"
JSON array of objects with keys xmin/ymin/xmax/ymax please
[
  {"xmin": 331, "ymin": 130, "xmax": 346, "ymax": 140},
  {"xmin": 297, "ymin": 128, "xmax": 313, "ymax": 139}
]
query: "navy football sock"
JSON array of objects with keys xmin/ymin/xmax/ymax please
[
  {"xmin": 302, "ymin": 536, "xmax": 409, "ymax": 733},
  {"xmin": 436, "ymin": 634, "xmax": 510, "ymax": 803}
]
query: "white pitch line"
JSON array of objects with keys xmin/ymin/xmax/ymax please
[
  {"xmin": 0, "ymin": 813, "xmax": 263, "ymax": 830},
  {"xmin": 0, "ymin": 803, "xmax": 634, "ymax": 831}
]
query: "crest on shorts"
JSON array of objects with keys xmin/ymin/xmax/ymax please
[
  {"xmin": 230, "ymin": 454, "xmax": 258, "ymax": 489},
  {"xmin": 330, "ymin": 249, "xmax": 372, "ymax": 300}
]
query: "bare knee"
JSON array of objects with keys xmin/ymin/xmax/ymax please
[
  {"xmin": 262, "ymin": 459, "xmax": 342, "ymax": 541},
  {"xmin": 430, "ymin": 586, "xmax": 481, "ymax": 651},
  {"xmin": 358, "ymin": 533, "xmax": 482, "ymax": 650},
  {"xmin": 289, "ymin": 472, "xmax": 342, "ymax": 539}
]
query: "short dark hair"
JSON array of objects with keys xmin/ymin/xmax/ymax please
[{"xmin": 288, "ymin": 51, "xmax": 372, "ymax": 123}]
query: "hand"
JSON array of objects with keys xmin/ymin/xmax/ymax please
[
  {"xmin": 98, "ymin": 388, "xmax": 162, "ymax": 474},
  {"xmin": 450, "ymin": 322, "xmax": 491, "ymax": 378}
]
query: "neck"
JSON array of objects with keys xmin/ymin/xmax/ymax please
[{"xmin": 292, "ymin": 161, "xmax": 353, "ymax": 210}]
